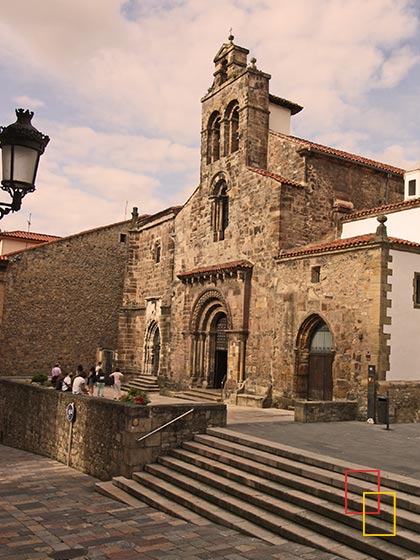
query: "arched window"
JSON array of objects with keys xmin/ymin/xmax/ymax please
[
  {"xmin": 207, "ymin": 112, "xmax": 221, "ymax": 164},
  {"xmin": 211, "ymin": 180, "xmax": 229, "ymax": 241},
  {"xmin": 153, "ymin": 240, "xmax": 161, "ymax": 264},
  {"xmin": 225, "ymin": 101, "xmax": 239, "ymax": 154}
]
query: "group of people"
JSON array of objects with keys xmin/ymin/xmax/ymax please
[{"xmin": 50, "ymin": 362, "xmax": 124, "ymax": 399}]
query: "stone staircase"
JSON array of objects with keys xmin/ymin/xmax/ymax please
[
  {"xmin": 96, "ymin": 427, "xmax": 420, "ymax": 560},
  {"xmin": 172, "ymin": 388, "xmax": 223, "ymax": 403},
  {"xmin": 121, "ymin": 374, "xmax": 160, "ymax": 393}
]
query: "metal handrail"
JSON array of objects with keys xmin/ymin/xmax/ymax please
[{"xmin": 137, "ymin": 408, "xmax": 194, "ymax": 442}]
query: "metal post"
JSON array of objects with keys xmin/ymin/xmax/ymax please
[
  {"xmin": 367, "ymin": 365, "xmax": 377, "ymax": 421},
  {"xmin": 386, "ymin": 390, "xmax": 390, "ymax": 431},
  {"xmin": 67, "ymin": 421, "xmax": 73, "ymax": 467}
]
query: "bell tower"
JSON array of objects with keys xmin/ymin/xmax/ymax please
[{"xmin": 200, "ymin": 35, "xmax": 271, "ymax": 181}]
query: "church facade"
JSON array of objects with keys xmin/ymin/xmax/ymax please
[
  {"xmin": 1, "ymin": 37, "xmax": 419, "ymax": 420},
  {"xmin": 116, "ymin": 37, "xmax": 420, "ymax": 417}
]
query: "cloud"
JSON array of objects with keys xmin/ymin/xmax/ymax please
[
  {"xmin": 0, "ymin": 120, "xmax": 198, "ymax": 236},
  {"xmin": 13, "ymin": 95, "xmax": 45, "ymax": 109},
  {"xmin": 0, "ymin": 0, "xmax": 420, "ymax": 236}
]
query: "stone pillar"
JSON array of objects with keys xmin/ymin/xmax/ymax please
[
  {"xmin": 191, "ymin": 334, "xmax": 199, "ymax": 384},
  {"xmin": 238, "ymin": 333, "xmax": 247, "ymax": 383},
  {"xmin": 294, "ymin": 349, "xmax": 309, "ymax": 398},
  {"xmin": 197, "ymin": 333, "xmax": 206, "ymax": 384}
]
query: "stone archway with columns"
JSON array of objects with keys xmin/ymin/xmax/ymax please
[
  {"xmin": 178, "ymin": 260, "xmax": 253, "ymax": 390},
  {"xmin": 189, "ymin": 289, "xmax": 233, "ymax": 388}
]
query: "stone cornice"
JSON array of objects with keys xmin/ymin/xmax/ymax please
[{"xmin": 177, "ymin": 260, "xmax": 253, "ymax": 284}]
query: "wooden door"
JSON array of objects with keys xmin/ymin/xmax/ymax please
[{"xmin": 308, "ymin": 353, "xmax": 333, "ymax": 400}]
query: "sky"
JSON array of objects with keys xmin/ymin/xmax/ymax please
[{"xmin": 1, "ymin": 0, "xmax": 420, "ymax": 237}]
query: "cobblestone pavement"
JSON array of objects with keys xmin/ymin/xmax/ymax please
[{"xmin": 0, "ymin": 445, "xmax": 344, "ymax": 560}]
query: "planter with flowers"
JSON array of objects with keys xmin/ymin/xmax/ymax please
[{"xmin": 119, "ymin": 387, "xmax": 150, "ymax": 405}]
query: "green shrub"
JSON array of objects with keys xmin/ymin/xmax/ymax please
[{"xmin": 31, "ymin": 374, "xmax": 49, "ymax": 385}]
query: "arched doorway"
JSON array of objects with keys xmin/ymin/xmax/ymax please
[
  {"xmin": 144, "ymin": 321, "xmax": 160, "ymax": 375},
  {"xmin": 190, "ymin": 290, "xmax": 232, "ymax": 388},
  {"xmin": 295, "ymin": 315, "xmax": 334, "ymax": 401}
]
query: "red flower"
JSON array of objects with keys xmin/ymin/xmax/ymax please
[{"xmin": 135, "ymin": 397, "xmax": 144, "ymax": 404}]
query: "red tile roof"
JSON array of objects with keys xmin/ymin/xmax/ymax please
[
  {"xmin": 178, "ymin": 260, "xmax": 253, "ymax": 281},
  {"xmin": 343, "ymin": 197, "xmax": 420, "ymax": 221},
  {"xmin": 277, "ymin": 233, "xmax": 420, "ymax": 260},
  {"xmin": 270, "ymin": 131, "xmax": 405, "ymax": 175},
  {"xmin": 389, "ymin": 236, "xmax": 420, "ymax": 249},
  {"xmin": 0, "ymin": 230, "xmax": 61, "ymax": 242},
  {"xmin": 276, "ymin": 234, "xmax": 376, "ymax": 259},
  {"xmin": 247, "ymin": 166, "xmax": 303, "ymax": 187}
]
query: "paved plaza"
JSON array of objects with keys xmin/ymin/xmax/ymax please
[
  {"xmin": 0, "ymin": 444, "xmax": 343, "ymax": 560},
  {"xmin": 1, "ymin": 392, "xmax": 419, "ymax": 559}
]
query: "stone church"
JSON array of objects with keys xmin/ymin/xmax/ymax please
[
  {"xmin": 115, "ymin": 36, "xmax": 420, "ymax": 418},
  {"xmin": 1, "ymin": 36, "xmax": 420, "ymax": 420}
]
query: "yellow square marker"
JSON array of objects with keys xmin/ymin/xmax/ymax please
[{"xmin": 362, "ymin": 492, "xmax": 397, "ymax": 537}]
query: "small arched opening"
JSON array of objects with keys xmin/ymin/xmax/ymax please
[
  {"xmin": 144, "ymin": 321, "xmax": 161, "ymax": 376},
  {"xmin": 225, "ymin": 101, "xmax": 239, "ymax": 154},
  {"xmin": 207, "ymin": 111, "xmax": 221, "ymax": 164},
  {"xmin": 211, "ymin": 179, "xmax": 229, "ymax": 241}
]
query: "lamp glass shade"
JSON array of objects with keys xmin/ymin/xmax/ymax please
[
  {"xmin": 1, "ymin": 145, "xmax": 11, "ymax": 182},
  {"xmin": 2, "ymin": 144, "xmax": 39, "ymax": 188}
]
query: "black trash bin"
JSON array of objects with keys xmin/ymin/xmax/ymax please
[{"xmin": 377, "ymin": 396, "xmax": 389, "ymax": 424}]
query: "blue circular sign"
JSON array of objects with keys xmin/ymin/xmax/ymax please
[{"xmin": 66, "ymin": 402, "xmax": 75, "ymax": 423}]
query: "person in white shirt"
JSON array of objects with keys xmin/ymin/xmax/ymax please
[
  {"xmin": 72, "ymin": 373, "xmax": 88, "ymax": 395},
  {"xmin": 109, "ymin": 368, "xmax": 124, "ymax": 399},
  {"xmin": 62, "ymin": 372, "xmax": 73, "ymax": 392}
]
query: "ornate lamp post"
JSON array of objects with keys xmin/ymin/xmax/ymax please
[{"xmin": 0, "ymin": 109, "xmax": 50, "ymax": 219}]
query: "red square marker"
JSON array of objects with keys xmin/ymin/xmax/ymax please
[{"xmin": 344, "ymin": 469, "xmax": 381, "ymax": 515}]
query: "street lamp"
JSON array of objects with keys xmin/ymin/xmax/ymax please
[{"xmin": 0, "ymin": 109, "xmax": 50, "ymax": 219}]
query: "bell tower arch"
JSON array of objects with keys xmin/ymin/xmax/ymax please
[{"xmin": 200, "ymin": 35, "xmax": 271, "ymax": 179}]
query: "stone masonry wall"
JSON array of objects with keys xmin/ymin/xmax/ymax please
[
  {"xmin": 171, "ymin": 167, "xmax": 281, "ymax": 386},
  {"xmin": 0, "ymin": 379, "xmax": 226, "ymax": 479},
  {"xmin": 0, "ymin": 222, "xmax": 129, "ymax": 377},
  {"xmin": 117, "ymin": 212, "xmax": 176, "ymax": 377},
  {"xmin": 294, "ymin": 400, "xmax": 358, "ymax": 422},
  {"xmin": 378, "ymin": 381, "xmax": 420, "ymax": 423},
  {"xmin": 271, "ymin": 244, "xmax": 385, "ymax": 407},
  {"xmin": 268, "ymin": 133, "xmax": 404, "ymax": 249}
]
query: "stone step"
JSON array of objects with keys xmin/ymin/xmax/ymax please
[
  {"xmin": 122, "ymin": 375, "xmax": 160, "ymax": 393},
  {"xmin": 160, "ymin": 453, "xmax": 420, "ymax": 555},
  {"xmin": 101, "ymin": 426, "xmax": 420, "ymax": 560},
  {"xmin": 95, "ymin": 480, "xmax": 148, "ymax": 508},
  {"xmin": 206, "ymin": 428, "xmax": 420, "ymax": 498},
  {"xmin": 173, "ymin": 445, "xmax": 420, "ymax": 534},
  {"xmin": 132, "ymin": 470, "xmax": 367, "ymax": 559},
  {"xmin": 191, "ymin": 435, "xmax": 420, "ymax": 515},
  {"xmin": 112, "ymin": 476, "xmax": 211, "ymax": 526},
  {"xmin": 142, "ymin": 463, "xmax": 397, "ymax": 560},
  {"xmin": 174, "ymin": 389, "xmax": 222, "ymax": 402},
  {"xmin": 171, "ymin": 392, "xmax": 213, "ymax": 403},
  {"xmin": 127, "ymin": 380, "xmax": 159, "ymax": 389}
]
